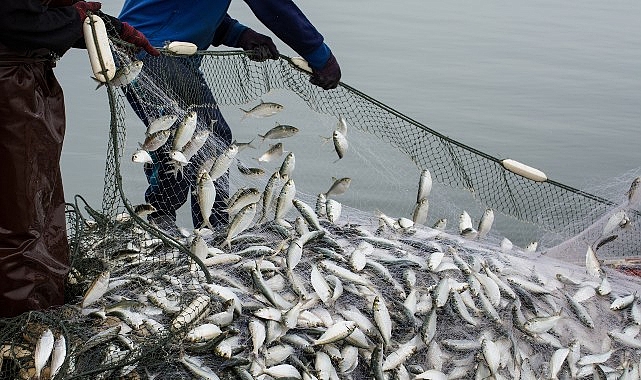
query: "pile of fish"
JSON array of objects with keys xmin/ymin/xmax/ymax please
[{"xmin": 5, "ymin": 168, "xmax": 640, "ymax": 380}]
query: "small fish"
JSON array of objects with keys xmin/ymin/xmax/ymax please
[
  {"xmin": 602, "ymin": 210, "xmax": 629, "ymax": 236},
  {"xmin": 259, "ymin": 123, "xmax": 299, "ymax": 142},
  {"xmin": 237, "ymin": 161, "xmax": 265, "ymax": 177},
  {"xmin": 585, "ymin": 245, "xmax": 602, "ymax": 277},
  {"xmin": 140, "ymin": 129, "xmax": 171, "ymax": 152},
  {"xmin": 332, "ymin": 130, "xmax": 348, "ymax": 162},
  {"xmin": 326, "ymin": 198, "xmax": 342, "ymax": 224},
  {"xmin": 172, "ymin": 110, "xmax": 198, "ymax": 153},
  {"xmin": 146, "ymin": 114, "xmax": 178, "ymax": 136},
  {"xmin": 50, "ymin": 334, "xmax": 66, "ymax": 379},
  {"xmin": 209, "ymin": 144, "xmax": 239, "ymax": 180},
  {"xmin": 95, "ymin": 60, "xmax": 143, "ymax": 89},
  {"xmin": 240, "ymin": 100, "xmax": 284, "ymax": 120},
  {"xmin": 336, "ymin": 115, "xmax": 348, "ymax": 136},
  {"xmin": 412, "ymin": 197, "xmax": 429, "ymax": 225},
  {"xmin": 34, "ymin": 329, "xmax": 55, "ymax": 380},
  {"xmin": 197, "ymin": 170, "xmax": 216, "ymax": 230},
  {"xmin": 232, "ymin": 138, "xmax": 256, "ymax": 151},
  {"xmin": 373, "ymin": 295, "xmax": 392, "ymax": 347},
  {"xmin": 627, "ymin": 176, "xmax": 641, "ymax": 208},
  {"xmin": 476, "ymin": 209, "xmax": 494, "ymax": 240},
  {"xmin": 132, "ymin": 149, "xmax": 153, "ymax": 164},
  {"xmin": 223, "ymin": 202, "xmax": 257, "ymax": 248},
  {"xmin": 181, "ymin": 130, "xmax": 210, "ymax": 161},
  {"xmin": 275, "ymin": 179, "xmax": 296, "ymax": 221},
  {"xmin": 279, "ymin": 152, "xmax": 296, "ymax": 180},
  {"xmin": 257, "ymin": 142, "xmax": 286, "ymax": 163},
  {"xmin": 134, "ymin": 203, "xmax": 157, "ymax": 217},
  {"xmin": 432, "ymin": 218, "xmax": 447, "ymax": 230},
  {"xmin": 417, "ymin": 169, "xmax": 433, "ymax": 202},
  {"xmin": 82, "ymin": 270, "xmax": 110, "ymax": 308},
  {"xmin": 325, "ymin": 177, "xmax": 351, "ymax": 198}
]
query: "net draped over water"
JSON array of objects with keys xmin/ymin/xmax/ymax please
[{"xmin": 1, "ymin": 30, "xmax": 641, "ymax": 380}]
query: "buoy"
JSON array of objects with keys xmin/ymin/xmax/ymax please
[
  {"xmin": 166, "ymin": 41, "xmax": 198, "ymax": 56},
  {"xmin": 501, "ymin": 159, "xmax": 548, "ymax": 182},
  {"xmin": 291, "ymin": 57, "xmax": 312, "ymax": 73},
  {"xmin": 83, "ymin": 15, "xmax": 116, "ymax": 83}
]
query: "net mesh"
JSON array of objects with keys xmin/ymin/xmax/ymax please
[{"xmin": 1, "ymin": 23, "xmax": 641, "ymax": 379}]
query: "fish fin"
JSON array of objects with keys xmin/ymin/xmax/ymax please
[
  {"xmin": 92, "ymin": 77, "xmax": 105, "ymax": 90},
  {"xmin": 319, "ymin": 135, "xmax": 332, "ymax": 145},
  {"xmin": 239, "ymin": 108, "xmax": 248, "ymax": 121}
]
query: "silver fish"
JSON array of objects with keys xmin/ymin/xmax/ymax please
[
  {"xmin": 34, "ymin": 329, "xmax": 55, "ymax": 380},
  {"xmin": 197, "ymin": 170, "xmax": 216, "ymax": 229},
  {"xmin": 209, "ymin": 144, "xmax": 238, "ymax": 180},
  {"xmin": 279, "ymin": 152, "xmax": 296, "ymax": 180},
  {"xmin": 275, "ymin": 179, "xmax": 296, "ymax": 221},
  {"xmin": 182, "ymin": 129, "xmax": 210, "ymax": 161},
  {"xmin": 172, "ymin": 110, "xmax": 198, "ymax": 152},
  {"xmin": 336, "ymin": 115, "xmax": 348, "ymax": 136},
  {"xmin": 223, "ymin": 202, "xmax": 257, "ymax": 248},
  {"xmin": 257, "ymin": 142, "xmax": 286, "ymax": 163},
  {"xmin": 96, "ymin": 60, "xmax": 143, "ymax": 89},
  {"xmin": 325, "ymin": 177, "xmax": 351, "ymax": 198},
  {"xmin": 237, "ymin": 161, "xmax": 265, "ymax": 177},
  {"xmin": 146, "ymin": 114, "xmax": 178, "ymax": 136},
  {"xmin": 476, "ymin": 208, "xmax": 494, "ymax": 240},
  {"xmin": 259, "ymin": 123, "xmax": 299, "ymax": 141},
  {"xmin": 332, "ymin": 130, "xmax": 348, "ymax": 162},
  {"xmin": 132, "ymin": 149, "xmax": 153, "ymax": 164},
  {"xmin": 140, "ymin": 129, "xmax": 171, "ymax": 152},
  {"xmin": 417, "ymin": 169, "xmax": 433, "ymax": 202},
  {"xmin": 627, "ymin": 176, "xmax": 641, "ymax": 208},
  {"xmin": 49, "ymin": 334, "xmax": 66, "ymax": 379},
  {"xmin": 412, "ymin": 197, "xmax": 429, "ymax": 225},
  {"xmin": 240, "ymin": 100, "xmax": 284, "ymax": 120}
]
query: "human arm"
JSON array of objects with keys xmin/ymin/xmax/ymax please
[
  {"xmin": 243, "ymin": 0, "xmax": 341, "ymax": 89},
  {"xmin": 0, "ymin": 0, "xmax": 84, "ymax": 55},
  {"xmin": 212, "ymin": 14, "xmax": 279, "ymax": 61}
]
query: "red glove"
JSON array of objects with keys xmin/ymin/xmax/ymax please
[
  {"xmin": 120, "ymin": 22, "xmax": 160, "ymax": 56},
  {"xmin": 72, "ymin": 1, "xmax": 101, "ymax": 21},
  {"xmin": 310, "ymin": 53, "xmax": 341, "ymax": 90}
]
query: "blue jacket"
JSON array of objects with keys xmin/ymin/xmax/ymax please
[{"xmin": 119, "ymin": 0, "xmax": 331, "ymax": 69}]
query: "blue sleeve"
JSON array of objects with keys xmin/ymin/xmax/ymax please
[
  {"xmin": 212, "ymin": 14, "xmax": 248, "ymax": 47},
  {"xmin": 243, "ymin": 0, "xmax": 331, "ymax": 70}
]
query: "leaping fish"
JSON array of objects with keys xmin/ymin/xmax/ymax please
[{"xmin": 240, "ymin": 100, "xmax": 284, "ymax": 121}]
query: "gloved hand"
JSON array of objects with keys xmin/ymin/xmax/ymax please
[
  {"xmin": 99, "ymin": 13, "xmax": 160, "ymax": 57},
  {"xmin": 120, "ymin": 22, "xmax": 160, "ymax": 56},
  {"xmin": 310, "ymin": 53, "xmax": 341, "ymax": 90},
  {"xmin": 72, "ymin": 1, "xmax": 102, "ymax": 21},
  {"xmin": 237, "ymin": 28, "xmax": 279, "ymax": 62}
]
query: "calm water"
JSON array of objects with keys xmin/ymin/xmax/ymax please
[{"xmin": 57, "ymin": 1, "xmax": 641, "ymax": 240}]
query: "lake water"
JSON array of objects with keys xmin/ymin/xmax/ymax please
[{"xmin": 56, "ymin": 0, "xmax": 641, "ymax": 244}]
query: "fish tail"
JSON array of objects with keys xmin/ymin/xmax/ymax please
[{"xmin": 239, "ymin": 108, "xmax": 249, "ymax": 121}]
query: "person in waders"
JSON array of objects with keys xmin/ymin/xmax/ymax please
[
  {"xmin": 0, "ymin": 0, "xmax": 157, "ymax": 322},
  {"xmin": 118, "ymin": 0, "xmax": 342, "ymax": 235}
]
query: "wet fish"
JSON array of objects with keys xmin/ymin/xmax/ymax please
[
  {"xmin": 627, "ymin": 176, "xmax": 641, "ymax": 208},
  {"xmin": 146, "ymin": 114, "xmax": 178, "ymax": 136},
  {"xmin": 132, "ymin": 149, "xmax": 153, "ymax": 164},
  {"xmin": 417, "ymin": 169, "xmax": 433, "ymax": 202},
  {"xmin": 257, "ymin": 142, "xmax": 286, "ymax": 163},
  {"xmin": 237, "ymin": 161, "xmax": 265, "ymax": 177},
  {"xmin": 279, "ymin": 152, "xmax": 296, "ymax": 180},
  {"xmin": 209, "ymin": 144, "xmax": 239, "ymax": 180},
  {"xmin": 34, "ymin": 329, "xmax": 54, "ymax": 380},
  {"xmin": 476, "ymin": 208, "xmax": 494, "ymax": 240},
  {"xmin": 325, "ymin": 177, "xmax": 351, "ymax": 198},
  {"xmin": 197, "ymin": 170, "xmax": 216, "ymax": 230},
  {"xmin": 95, "ymin": 60, "xmax": 143, "ymax": 89},
  {"xmin": 240, "ymin": 100, "xmax": 284, "ymax": 120},
  {"xmin": 140, "ymin": 129, "xmax": 171, "ymax": 152},
  {"xmin": 259, "ymin": 123, "xmax": 299, "ymax": 142},
  {"xmin": 172, "ymin": 110, "xmax": 198, "ymax": 152},
  {"xmin": 332, "ymin": 130, "xmax": 348, "ymax": 162}
]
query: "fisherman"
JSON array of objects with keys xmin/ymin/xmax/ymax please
[
  {"xmin": 119, "ymin": 0, "xmax": 342, "ymax": 234},
  {"xmin": 0, "ymin": 0, "xmax": 158, "ymax": 318}
]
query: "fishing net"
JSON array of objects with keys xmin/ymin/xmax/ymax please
[{"xmin": 2, "ymin": 18, "xmax": 641, "ymax": 380}]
